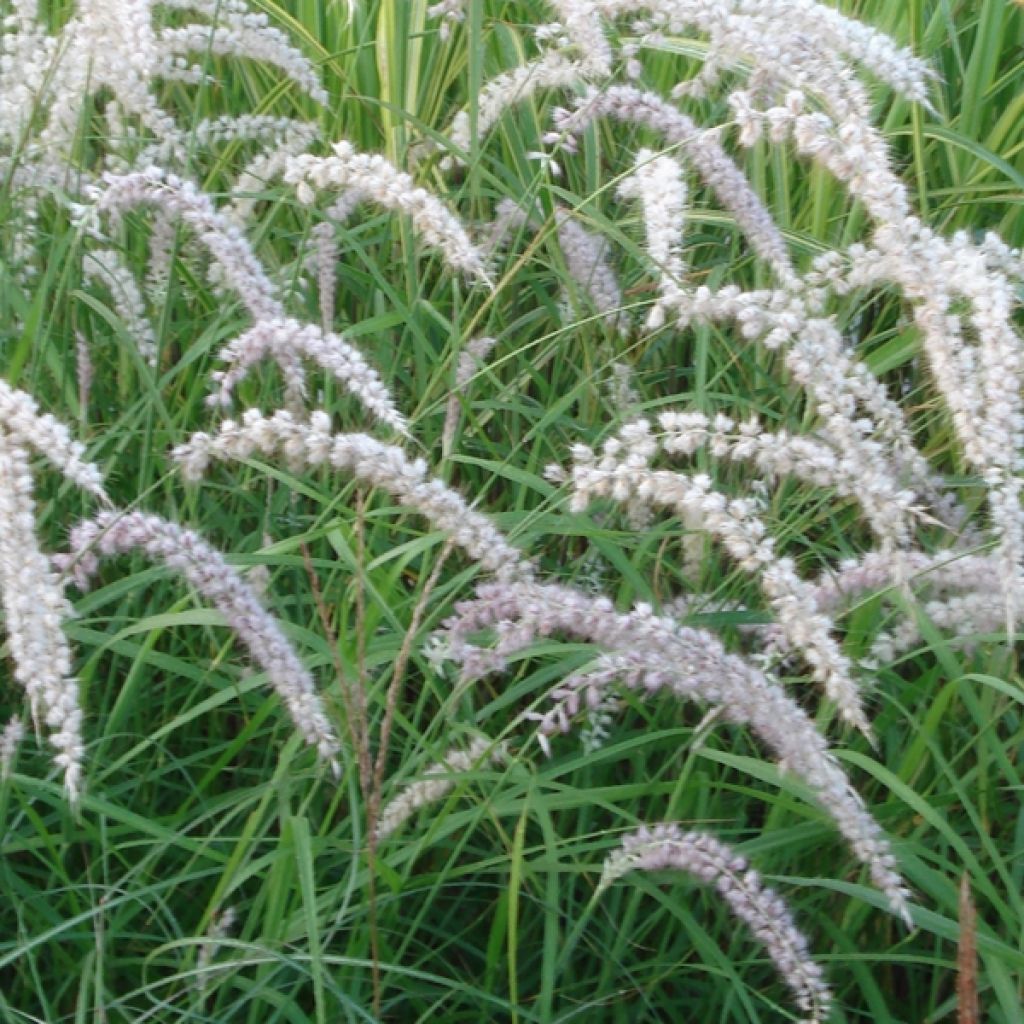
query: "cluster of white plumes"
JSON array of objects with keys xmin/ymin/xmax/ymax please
[{"xmin": 3, "ymin": 1, "xmax": 1021, "ymax": 1015}]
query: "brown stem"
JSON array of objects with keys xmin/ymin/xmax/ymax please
[
  {"xmin": 300, "ymin": 540, "xmax": 367, "ymax": 785},
  {"xmin": 368, "ymin": 540, "xmax": 455, "ymax": 833}
]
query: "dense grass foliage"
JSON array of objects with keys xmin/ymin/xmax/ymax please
[{"xmin": 1, "ymin": 1, "xmax": 1023, "ymax": 1021}]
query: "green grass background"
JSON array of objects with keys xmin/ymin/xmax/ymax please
[{"xmin": 1, "ymin": 1, "xmax": 1023, "ymax": 1020}]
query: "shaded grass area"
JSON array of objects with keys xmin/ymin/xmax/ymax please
[{"xmin": 1, "ymin": 1, "xmax": 1023, "ymax": 1021}]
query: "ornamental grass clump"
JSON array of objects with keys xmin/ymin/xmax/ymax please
[{"xmin": 1, "ymin": 0, "xmax": 1022, "ymax": 1020}]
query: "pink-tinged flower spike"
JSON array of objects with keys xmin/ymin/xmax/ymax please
[
  {"xmin": 58, "ymin": 510, "xmax": 340, "ymax": 774},
  {"xmin": 88, "ymin": 168, "xmax": 283, "ymax": 323},
  {"xmin": 173, "ymin": 410, "xmax": 530, "ymax": 580},
  {"xmin": 443, "ymin": 336, "xmax": 498, "ymax": 457},
  {"xmin": 440, "ymin": 580, "xmax": 910, "ymax": 920},
  {"xmin": 0, "ymin": 381, "xmax": 108, "ymax": 499},
  {"xmin": 656, "ymin": 410, "xmax": 917, "ymax": 547},
  {"xmin": 600, "ymin": 824, "xmax": 832, "ymax": 1024},
  {"xmin": 375, "ymin": 735, "xmax": 506, "ymax": 841},
  {"xmin": 285, "ymin": 142, "xmax": 491, "ymax": 285},
  {"xmin": 156, "ymin": 0, "xmax": 327, "ymax": 105},
  {"xmin": 489, "ymin": 200, "xmax": 626, "ymax": 333},
  {"xmin": 440, "ymin": 0, "xmax": 609, "ymax": 164},
  {"xmin": 619, "ymin": 280, "xmax": 942, "ymax": 534},
  {"xmin": 82, "ymin": 249, "xmax": 158, "ymax": 368},
  {"xmin": 207, "ymin": 318, "xmax": 408, "ymax": 437},
  {"xmin": 592, "ymin": 0, "xmax": 932, "ymax": 111},
  {"xmin": 616, "ymin": 149, "xmax": 688, "ymax": 329},
  {"xmin": 0, "ymin": 433, "xmax": 84, "ymax": 802},
  {"xmin": 565, "ymin": 421, "xmax": 874, "ymax": 736},
  {"xmin": 226, "ymin": 120, "xmax": 322, "ymax": 223},
  {"xmin": 550, "ymin": 87, "xmax": 795, "ymax": 282},
  {"xmin": 87, "ymin": 168, "xmax": 309, "ymax": 402},
  {"xmin": 89, "ymin": 171, "xmax": 399, "ymax": 427}
]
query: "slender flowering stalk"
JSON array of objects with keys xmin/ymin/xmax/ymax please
[
  {"xmin": 196, "ymin": 906, "xmax": 237, "ymax": 994},
  {"xmin": 616, "ymin": 149, "xmax": 688, "ymax": 328},
  {"xmin": 375, "ymin": 735, "xmax": 506, "ymax": 840},
  {"xmin": 82, "ymin": 249, "xmax": 159, "ymax": 367},
  {"xmin": 76, "ymin": 332, "xmax": 95, "ymax": 419},
  {"xmin": 0, "ymin": 434, "xmax": 84, "ymax": 801},
  {"xmin": 440, "ymin": 1, "xmax": 610, "ymax": 164},
  {"xmin": 621, "ymin": 279, "xmax": 944, "ymax": 527},
  {"xmin": 601, "ymin": 824, "xmax": 832, "ymax": 1023},
  {"xmin": 655, "ymin": 410, "xmax": 917, "ymax": 546},
  {"xmin": 227, "ymin": 122, "xmax": 323, "ymax": 223},
  {"xmin": 156, "ymin": 0, "xmax": 327, "ymax": 104},
  {"xmin": 88, "ymin": 171, "xmax": 401, "ymax": 426},
  {"xmin": 439, "ymin": 579, "xmax": 910, "ymax": 919},
  {"xmin": 86, "ymin": 168, "xmax": 282, "ymax": 322},
  {"xmin": 0, "ymin": 381, "xmax": 106, "ymax": 801},
  {"xmin": 549, "ymin": 86, "xmax": 795, "ymax": 281},
  {"xmin": 285, "ymin": 142, "xmax": 491, "ymax": 285},
  {"xmin": 58, "ymin": 509, "xmax": 341, "ymax": 772},
  {"xmin": 489, "ymin": 199, "xmax": 626, "ymax": 332},
  {"xmin": 308, "ymin": 223, "xmax": 339, "ymax": 332},
  {"xmin": 724, "ymin": 73, "xmax": 1024, "ymax": 596},
  {"xmin": 173, "ymin": 410, "xmax": 530, "ymax": 578},
  {"xmin": 207, "ymin": 317, "xmax": 407, "ymax": 436},
  {"xmin": 443, "ymin": 336, "xmax": 498, "ymax": 457},
  {"xmin": 564, "ymin": 421, "xmax": 874, "ymax": 734}
]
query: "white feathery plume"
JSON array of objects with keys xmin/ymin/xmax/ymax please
[
  {"xmin": 82, "ymin": 249, "xmax": 159, "ymax": 367},
  {"xmin": 0, "ymin": 387, "xmax": 108, "ymax": 804},
  {"xmin": 227, "ymin": 121, "xmax": 322, "ymax": 223},
  {"xmin": 733, "ymin": 80, "xmax": 1024, "ymax": 603},
  {"xmin": 58, "ymin": 509, "xmax": 341, "ymax": 773},
  {"xmin": 87, "ymin": 168, "xmax": 283, "ymax": 322},
  {"xmin": 0, "ymin": 381, "xmax": 107, "ymax": 498},
  {"xmin": 620, "ymin": 278, "xmax": 944, "ymax": 531},
  {"xmin": 565, "ymin": 421, "xmax": 873, "ymax": 734},
  {"xmin": 441, "ymin": 0, "xmax": 610, "ymax": 164},
  {"xmin": 439, "ymin": 579, "xmax": 910, "ymax": 920},
  {"xmin": 549, "ymin": 86, "xmax": 795, "ymax": 282},
  {"xmin": 89, "ymin": 171, "xmax": 402, "ymax": 427},
  {"xmin": 375, "ymin": 735, "xmax": 506, "ymax": 840},
  {"xmin": 285, "ymin": 141, "xmax": 491, "ymax": 285},
  {"xmin": 173, "ymin": 410, "xmax": 529, "ymax": 578},
  {"xmin": 207, "ymin": 317, "xmax": 407, "ymax": 435},
  {"xmin": 156, "ymin": 0, "xmax": 327, "ymax": 104},
  {"xmin": 656, "ymin": 410, "xmax": 916, "ymax": 546},
  {"xmin": 616, "ymin": 148, "xmax": 688, "ymax": 328},
  {"xmin": 601, "ymin": 824, "xmax": 832, "ymax": 1023},
  {"xmin": 428, "ymin": 0, "xmax": 466, "ymax": 41}
]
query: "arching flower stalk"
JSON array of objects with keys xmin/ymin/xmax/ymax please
[
  {"xmin": 375, "ymin": 735, "xmax": 506, "ymax": 841},
  {"xmin": 58, "ymin": 509, "xmax": 341, "ymax": 773},
  {"xmin": 601, "ymin": 824, "xmax": 833, "ymax": 1023},
  {"xmin": 85, "ymin": 170, "xmax": 403, "ymax": 428},
  {"xmin": 489, "ymin": 199, "xmax": 627, "ymax": 333},
  {"xmin": 173, "ymin": 410, "xmax": 529, "ymax": 579},
  {"xmin": 285, "ymin": 141, "xmax": 492, "ymax": 285},
  {"xmin": 438, "ymin": 578, "xmax": 911, "ymax": 921},
  {"xmin": 0, "ymin": 381, "xmax": 107, "ymax": 802},
  {"xmin": 563, "ymin": 420, "xmax": 875, "ymax": 734}
]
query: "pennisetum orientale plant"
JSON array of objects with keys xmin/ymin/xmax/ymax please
[{"xmin": 1, "ymin": 1, "xmax": 1021, "ymax": 1020}]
